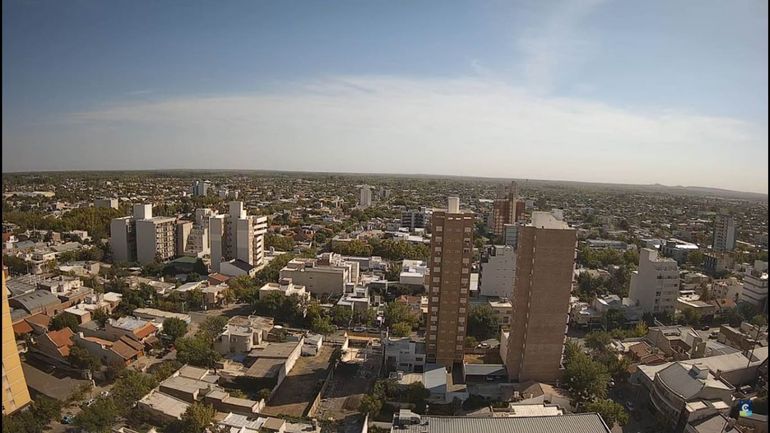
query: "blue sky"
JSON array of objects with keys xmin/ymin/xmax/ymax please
[{"xmin": 3, "ymin": 0, "xmax": 768, "ymax": 193}]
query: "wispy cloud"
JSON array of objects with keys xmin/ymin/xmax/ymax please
[
  {"xmin": 515, "ymin": 0, "xmax": 608, "ymax": 94},
  {"xmin": 35, "ymin": 75, "xmax": 765, "ymax": 193}
]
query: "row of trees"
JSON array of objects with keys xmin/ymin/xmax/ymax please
[
  {"xmin": 359, "ymin": 379, "xmax": 430, "ymax": 418},
  {"xmin": 577, "ymin": 246, "xmax": 638, "ymax": 270},
  {"xmin": 4, "ymin": 207, "xmax": 123, "ymax": 240},
  {"xmin": 331, "ymin": 239, "xmax": 430, "ymax": 261}
]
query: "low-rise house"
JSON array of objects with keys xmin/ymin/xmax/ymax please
[
  {"xmin": 106, "ymin": 316, "xmax": 158, "ymax": 343},
  {"xmin": 258, "ymin": 278, "xmax": 310, "ymax": 301},
  {"xmin": 202, "ymin": 284, "xmax": 229, "ymax": 308},
  {"xmin": 219, "ymin": 259, "xmax": 258, "ymax": 278},
  {"xmin": 718, "ymin": 322, "xmax": 768, "ymax": 352},
  {"xmin": 34, "ymin": 328, "xmax": 75, "ymax": 363},
  {"xmin": 394, "ymin": 295, "xmax": 428, "ymax": 325},
  {"xmin": 74, "ymin": 333, "xmax": 143, "ymax": 366},
  {"xmin": 214, "ymin": 316, "xmax": 274, "ymax": 355},
  {"xmin": 487, "ymin": 299, "xmax": 512, "ymax": 329},
  {"xmin": 647, "ymin": 325, "xmax": 706, "ymax": 360},
  {"xmin": 126, "ymin": 276, "xmax": 175, "ymax": 296},
  {"xmin": 383, "ymin": 337, "xmax": 427, "ymax": 373},
  {"xmin": 336, "ymin": 286, "xmax": 371, "ymax": 313},
  {"xmin": 207, "ymin": 273, "xmax": 231, "ymax": 286},
  {"xmin": 279, "ymin": 256, "xmax": 357, "ymax": 296},
  {"xmin": 301, "ymin": 333, "xmax": 323, "ymax": 356},
  {"xmin": 132, "ymin": 308, "xmax": 191, "ymax": 325},
  {"xmin": 389, "ymin": 410, "xmax": 612, "ymax": 433},
  {"xmin": 399, "ymin": 259, "xmax": 427, "ymax": 286},
  {"xmin": 9, "ymin": 290, "xmax": 63, "ymax": 316}
]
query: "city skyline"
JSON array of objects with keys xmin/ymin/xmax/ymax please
[{"xmin": 3, "ymin": 0, "xmax": 768, "ymax": 193}]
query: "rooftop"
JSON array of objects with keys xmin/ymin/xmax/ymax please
[{"xmin": 391, "ymin": 412, "xmax": 611, "ymax": 433}]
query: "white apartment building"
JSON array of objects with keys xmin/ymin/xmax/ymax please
[
  {"xmin": 629, "ymin": 248, "xmax": 680, "ymax": 314},
  {"xmin": 359, "ymin": 185, "xmax": 372, "ymax": 208},
  {"xmin": 712, "ymin": 212, "xmax": 737, "ymax": 253},
  {"xmin": 279, "ymin": 256, "xmax": 357, "ymax": 296},
  {"xmin": 94, "ymin": 198, "xmax": 119, "ymax": 209},
  {"xmin": 740, "ymin": 272, "xmax": 768, "ymax": 306},
  {"xmin": 258, "ymin": 278, "xmax": 310, "ymax": 301},
  {"xmin": 400, "ymin": 259, "xmax": 428, "ymax": 286},
  {"xmin": 210, "ymin": 202, "xmax": 267, "ymax": 273},
  {"xmin": 110, "ymin": 216, "xmax": 137, "ymax": 263},
  {"xmin": 383, "ymin": 337, "xmax": 427, "ymax": 373},
  {"xmin": 136, "ymin": 216, "xmax": 177, "ymax": 265},
  {"xmin": 479, "ymin": 245, "xmax": 516, "ymax": 299}
]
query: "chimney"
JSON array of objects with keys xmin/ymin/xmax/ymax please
[{"xmin": 447, "ymin": 197, "xmax": 460, "ymax": 214}]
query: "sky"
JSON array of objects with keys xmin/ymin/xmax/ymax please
[{"xmin": 2, "ymin": 0, "xmax": 768, "ymax": 193}]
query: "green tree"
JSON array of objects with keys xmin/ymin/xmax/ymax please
[
  {"xmin": 584, "ymin": 331, "xmax": 612, "ymax": 352},
  {"xmin": 74, "ymin": 398, "xmax": 119, "ymax": 433},
  {"xmin": 67, "ymin": 345, "xmax": 102, "ymax": 371},
  {"xmin": 384, "ymin": 302, "xmax": 417, "ymax": 327},
  {"xmin": 311, "ymin": 316, "xmax": 335, "ymax": 335},
  {"xmin": 186, "ymin": 289, "xmax": 205, "ymax": 310},
  {"xmin": 148, "ymin": 360, "xmax": 183, "ymax": 382},
  {"xmin": 175, "ymin": 336, "xmax": 221, "ymax": 368},
  {"xmin": 162, "ymin": 317, "xmax": 189, "ymax": 342},
  {"xmin": 2, "ymin": 254, "xmax": 29, "ymax": 276},
  {"xmin": 111, "ymin": 370, "xmax": 159, "ymax": 410},
  {"xmin": 391, "ymin": 322, "xmax": 412, "ymax": 337},
  {"xmin": 385, "ymin": 262, "xmax": 402, "ymax": 282},
  {"xmin": 583, "ymin": 399, "xmax": 628, "ymax": 428},
  {"xmin": 91, "ymin": 307, "xmax": 109, "ymax": 328},
  {"xmin": 265, "ymin": 234, "xmax": 295, "ymax": 251},
  {"xmin": 329, "ymin": 305, "xmax": 353, "ymax": 327},
  {"xmin": 562, "ymin": 350, "xmax": 610, "ymax": 406},
  {"xmin": 751, "ymin": 314, "xmax": 768, "ymax": 327},
  {"xmin": 359, "ymin": 394, "xmax": 383, "ymax": 417},
  {"xmin": 1, "ymin": 396, "xmax": 62, "ymax": 433},
  {"xmin": 179, "ymin": 402, "xmax": 216, "ymax": 433},
  {"xmin": 196, "ymin": 315, "xmax": 228, "ymax": 342},
  {"xmin": 467, "ymin": 305, "xmax": 500, "ymax": 340},
  {"xmin": 49, "ymin": 313, "xmax": 79, "ymax": 332}
]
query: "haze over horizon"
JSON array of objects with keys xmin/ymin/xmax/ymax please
[{"xmin": 3, "ymin": 0, "xmax": 768, "ymax": 193}]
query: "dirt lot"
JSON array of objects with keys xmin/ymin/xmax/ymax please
[
  {"xmin": 315, "ymin": 348, "xmax": 382, "ymax": 421},
  {"xmin": 260, "ymin": 345, "xmax": 334, "ymax": 418}
]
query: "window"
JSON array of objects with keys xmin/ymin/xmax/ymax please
[
  {"xmin": 433, "ymin": 267, "xmax": 441, "ymax": 273},
  {"xmin": 436, "ymin": 226, "xmax": 443, "ymax": 232},
  {"xmin": 462, "ymin": 258, "xmax": 469, "ymax": 264},
  {"xmin": 435, "ymin": 257, "xmax": 441, "ymax": 263},
  {"xmin": 430, "ymin": 325, "xmax": 437, "ymax": 331},
  {"xmin": 459, "ymin": 307, "xmax": 466, "ymax": 313},
  {"xmin": 435, "ymin": 236, "xmax": 442, "ymax": 242},
  {"xmin": 459, "ymin": 317, "xmax": 465, "ymax": 323},
  {"xmin": 433, "ymin": 277, "xmax": 440, "ymax": 283},
  {"xmin": 434, "ymin": 246, "xmax": 442, "ymax": 252},
  {"xmin": 464, "ymin": 227, "xmax": 472, "ymax": 233},
  {"xmin": 457, "ymin": 335, "xmax": 464, "ymax": 341},
  {"xmin": 432, "ymin": 297, "xmax": 439, "ymax": 302},
  {"xmin": 456, "ymin": 344, "xmax": 463, "ymax": 350}
]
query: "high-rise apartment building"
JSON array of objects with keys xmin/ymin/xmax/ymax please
[
  {"xmin": 426, "ymin": 197, "xmax": 474, "ymax": 369},
  {"xmin": 713, "ymin": 212, "xmax": 737, "ymax": 252},
  {"xmin": 628, "ymin": 248, "xmax": 680, "ymax": 314},
  {"xmin": 401, "ymin": 207, "xmax": 431, "ymax": 232},
  {"xmin": 191, "ymin": 180, "xmax": 211, "ymax": 197},
  {"xmin": 210, "ymin": 202, "xmax": 267, "ymax": 273},
  {"xmin": 110, "ymin": 204, "xmax": 178, "ymax": 265},
  {"xmin": 2, "ymin": 272, "xmax": 32, "ymax": 415},
  {"xmin": 490, "ymin": 181, "xmax": 522, "ymax": 238},
  {"xmin": 181, "ymin": 208, "xmax": 215, "ymax": 257},
  {"xmin": 359, "ymin": 185, "xmax": 372, "ymax": 208},
  {"xmin": 504, "ymin": 211, "xmax": 576, "ymax": 383},
  {"xmin": 479, "ymin": 245, "xmax": 516, "ymax": 299},
  {"xmin": 94, "ymin": 198, "xmax": 119, "ymax": 209}
]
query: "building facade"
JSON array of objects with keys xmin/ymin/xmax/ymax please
[
  {"xmin": 426, "ymin": 197, "xmax": 474, "ymax": 368},
  {"xmin": 505, "ymin": 211, "xmax": 576, "ymax": 383},
  {"xmin": 740, "ymin": 272, "xmax": 768, "ymax": 306},
  {"xmin": 359, "ymin": 185, "xmax": 372, "ymax": 208},
  {"xmin": 479, "ymin": 245, "xmax": 516, "ymax": 299},
  {"xmin": 490, "ymin": 182, "xmax": 519, "ymax": 238},
  {"xmin": 629, "ymin": 248, "xmax": 680, "ymax": 314},
  {"xmin": 210, "ymin": 202, "xmax": 267, "ymax": 273},
  {"xmin": 2, "ymin": 273, "xmax": 32, "ymax": 415},
  {"xmin": 712, "ymin": 212, "xmax": 737, "ymax": 253}
]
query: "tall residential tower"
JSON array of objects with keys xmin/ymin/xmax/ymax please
[{"xmin": 426, "ymin": 197, "xmax": 475, "ymax": 368}]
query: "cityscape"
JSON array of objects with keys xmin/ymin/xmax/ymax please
[{"xmin": 2, "ymin": 2, "xmax": 768, "ymax": 433}]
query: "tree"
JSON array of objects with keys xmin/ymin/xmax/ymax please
[
  {"xmin": 265, "ymin": 234, "xmax": 295, "ymax": 252},
  {"xmin": 751, "ymin": 314, "xmax": 768, "ymax": 327},
  {"xmin": 329, "ymin": 305, "xmax": 353, "ymax": 327},
  {"xmin": 562, "ymin": 350, "xmax": 610, "ymax": 405},
  {"xmin": 467, "ymin": 305, "xmax": 500, "ymax": 340},
  {"xmin": 1, "ymin": 396, "xmax": 62, "ymax": 433},
  {"xmin": 2, "ymin": 254, "xmax": 29, "ymax": 276},
  {"xmin": 49, "ymin": 313, "xmax": 79, "ymax": 332},
  {"xmin": 149, "ymin": 360, "xmax": 183, "ymax": 382},
  {"xmin": 196, "ymin": 315, "xmax": 228, "ymax": 342},
  {"xmin": 632, "ymin": 321, "xmax": 648, "ymax": 338},
  {"xmin": 687, "ymin": 250, "xmax": 705, "ymax": 267},
  {"xmin": 583, "ymin": 399, "xmax": 628, "ymax": 428},
  {"xmin": 680, "ymin": 308, "xmax": 701, "ymax": 326},
  {"xmin": 186, "ymin": 289, "xmax": 205, "ymax": 310},
  {"xmin": 111, "ymin": 370, "xmax": 159, "ymax": 410},
  {"xmin": 311, "ymin": 316, "xmax": 335, "ymax": 335},
  {"xmin": 391, "ymin": 322, "xmax": 412, "ymax": 337},
  {"xmin": 359, "ymin": 394, "xmax": 383, "ymax": 417},
  {"xmin": 91, "ymin": 307, "xmax": 109, "ymax": 328},
  {"xmin": 385, "ymin": 262, "xmax": 402, "ymax": 282},
  {"xmin": 175, "ymin": 336, "xmax": 221, "ymax": 368},
  {"xmin": 162, "ymin": 317, "xmax": 189, "ymax": 342},
  {"xmin": 67, "ymin": 346, "xmax": 102, "ymax": 371},
  {"xmin": 74, "ymin": 398, "xmax": 119, "ymax": 433},
  {"xmin": 179, "ymin": 402, "xmax": 216, "ymax": 433},
  {"xmin": 384, "ymin": 302, "xmax": 417, "ymax": 327},
  {"xmin": 584, "ymin": 331, "xmax": 612, "ymax": 352}
]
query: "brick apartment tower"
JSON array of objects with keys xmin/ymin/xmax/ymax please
[
  {"xmin": 505, "ymin": 211, "xmax": 577, "ymax": 383},
  {"xmin": 491, "ymin": 181, "xmax": 523, "ymax": 238},
  {"xmin": 426, "ymin": 197, "xmax": 475, "ymax": 369}
]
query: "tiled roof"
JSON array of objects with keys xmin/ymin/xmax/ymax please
[
  {"xmin": 13, "ymin": 320, "xmax": 33, "ymax": 335},
  {"xmin": 47, "ymin": 328, "xmax": 75, "ymax": 357}
]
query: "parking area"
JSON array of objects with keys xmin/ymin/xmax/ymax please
[{"xmin": 260, "ymin": 345, "xmax": 335, "ymax": 418}]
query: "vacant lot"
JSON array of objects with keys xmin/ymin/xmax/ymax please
[
  {"xmin": 315, "ymin": 349, "xmax": 382, "ymax": 421},
  {"xmin": 260, "ymin": 345, "xmax": 334, "ymax": 417}
]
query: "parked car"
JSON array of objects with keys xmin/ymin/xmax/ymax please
[
  {"xmin": 61, "ymin": 415, "xmax": 75, "ymax": 424},
  {"xmin": 625, "ymin": 401, "xmax": 635, "ymax": 411},
  {"xmin": 352, "ymin": 326, "xmax": 366, "ymax": 332},
  {"xmin": 100, "ymin": 391, "xmax": 110, "ymax": 397},
  {"xmin": 81, "ymin": 399, "xmax": 95, "ymax": 408}
]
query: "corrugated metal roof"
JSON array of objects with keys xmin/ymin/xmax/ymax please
[{"xmin": 394, "ymin": 413, "xmax": 611, "ymax": 433}]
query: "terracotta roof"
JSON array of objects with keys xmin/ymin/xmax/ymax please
[
  {"xmin": 47, "ymin": 328, "xmax": 75, "ymax": 357},
  {"xmin": 119, "ymin": 335, "xmax": 144, "ymax": 351},
  {"xmin": 111, "ymin": 339, "xmax": 141, "ymax": 360},
  {"xmin": 133, "ymin": 322, "xmax": 158, "ymax": 339},
  {"xmin": 83, "ymin": 336, "xmax": 114, "ymax": 346},
  {"xmin": 13, "ymin": 320, "xmax": 33, "ymax": 335},
  {"xmin": 25, "ymin": 313, "xmax": 52, "ymax": 328},
  {"xmin": 629, "ymin": 341, "xmax": 653, "ymax": 359},
  {"xmin": 208, "ymin": 273, "xmax": 231, "ymax": 283}
]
